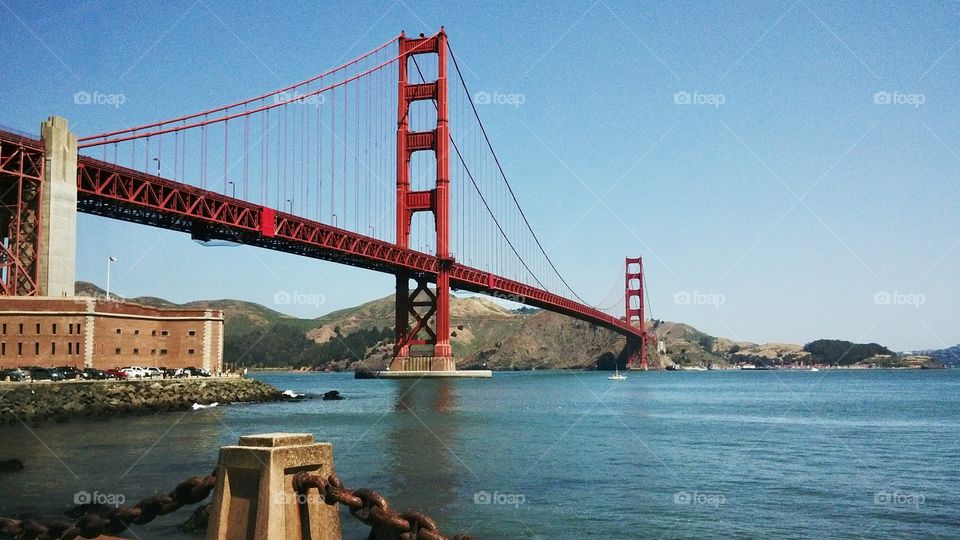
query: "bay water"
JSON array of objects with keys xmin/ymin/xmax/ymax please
[{"xmin": 1, "ymin": 370, "xmax": 958, "ymax": 538}]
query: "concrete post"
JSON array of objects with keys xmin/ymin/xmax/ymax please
[
  {"xmin": 39, "ymin": 116, "xmax": 77, "ymax": 297},
  {"xmin": 206, "ymin": 433, "xmax": 341, "ymax": 540}
]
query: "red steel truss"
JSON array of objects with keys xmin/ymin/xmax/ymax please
[{"xmin": 0, "ymin": 130, "xmax": 43, "ymax": 296}]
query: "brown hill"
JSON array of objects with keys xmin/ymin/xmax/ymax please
[
  {"xmin": 72, "ymin": 282, "xmax": 934, "ymax": 371},
  {"xmin": 461, "ymin": 310, "xmax": 630, "ymax": 370}
]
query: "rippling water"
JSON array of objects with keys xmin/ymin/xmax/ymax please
[{"xmin": 1, "ymin": 370, "xmax": 959, "ymax": 538}]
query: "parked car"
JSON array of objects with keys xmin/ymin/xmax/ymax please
[
  {"xmin": 119, "ymin": 366, "xmax": 148, "ymax": 379},
  {"xmin": 164, "ymin": 368, "xmax": 188, "ymax": 378},
  {"xmin": 29, "ymin": 367, "xmax": 64, "ymax": 381},
  {"xmin": 83, "ymin": 368, "xmax": 108, "ymax": 380},
  {"xmin": 57, "ymin": 366, "xmax": 85, "ymax": 380},
  {"xmin": 184, "ymin": 367, "xmax": 212, "ymax": 377},
  {"xmin": 105, "ymin": 368, "xmax": 128, "ymax": 380},
  {"xmin": 144, "ymin": 367, "xmax": 163, "ymax": 378},
  {"xmin": 0, "ymin": 368, "xmax": 29, "ymax": 382}
]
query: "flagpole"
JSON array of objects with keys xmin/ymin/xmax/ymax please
[{"xmin": 106, "ymin": 256, "xmax": 115, "ymax": 300}]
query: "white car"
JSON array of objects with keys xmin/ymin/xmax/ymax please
[
  {"xmin": 120, "ymin": 366, "xmax": 148, "ymax": 379},
  {"xmin": 144, "ymin": 367, "xmax": 163, "ymax": 378}
]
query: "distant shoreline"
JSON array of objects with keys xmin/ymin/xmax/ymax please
[{"xmin": 246, "ymin": 365, "xmax": 949, "ymax": 374}]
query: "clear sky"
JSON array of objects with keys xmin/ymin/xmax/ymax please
[{"xmin": 1, "ymin": 0, "xmax": 957, "ymax": 351}]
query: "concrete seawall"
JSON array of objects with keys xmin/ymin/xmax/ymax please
[{"xmin": 0, "ymin": 378, "xmax": 282, "ymax": 424}]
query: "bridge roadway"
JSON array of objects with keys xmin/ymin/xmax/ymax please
[{"xmin": 3, "ymin": 130, "xmax": 641, "ymax": 340}]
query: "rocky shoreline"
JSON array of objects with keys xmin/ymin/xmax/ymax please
[{"xmin": 0, "ymin": 378, "xmax": 283, "ymax": 425}]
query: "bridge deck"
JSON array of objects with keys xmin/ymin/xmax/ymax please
[{"xmin": 1, "ymin": 129, "xmax": 641, "ymax": 340}]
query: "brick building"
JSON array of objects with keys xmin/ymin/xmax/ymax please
[{"xmin": 0, "ymin": 297, "xmax": 223, "ymax": 373}]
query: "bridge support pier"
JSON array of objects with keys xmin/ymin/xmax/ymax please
[{"xmin": 38, "ymin": 116, "xmax": 77, "ymax": 297}]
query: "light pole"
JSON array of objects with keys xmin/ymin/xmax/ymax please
[
  {"xmin": 286, "ymin": 199, "xmax": 293, "ymax": 213},
  {"xmin": 152, "ymin": 157, "xmax": 160, "ymax": 175},
  {"xmin": 105, "ymin": 256, "xmax": 117, "ymax": 300},
  {"xmin": 369, "ymin": 225, "xmax": 375, "ymax": 237},
  {"xmin": 332, "ymin": 213, "xmax": 338, "ymax": 228},
  {"xmin": 228, "ymin": 181, "xmax": 236, "ymax": 198}
]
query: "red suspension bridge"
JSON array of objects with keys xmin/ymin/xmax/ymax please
[{"xmin": 0, "ymin": 29, "xmax": 649, "ymax": 372}]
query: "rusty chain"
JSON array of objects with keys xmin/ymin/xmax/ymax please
[
  {"xmin": 0, "ymin": 469, "xmax": 474, "ymax": 539},
  {"xmin": 0, "ymin": 471, "xmax": 215, "ymax": 540},
  {"xmin": 293, "ymin": 471, "xmax": 477, "ymax": 540}
]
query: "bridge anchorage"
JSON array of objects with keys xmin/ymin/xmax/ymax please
[{"xmin": 0, "ymin": 28, "xmax": 649, "ymax": 378}]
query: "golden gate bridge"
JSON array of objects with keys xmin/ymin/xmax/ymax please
[{"xmin": 0, "ymin": 29, "xmax": 649, "ymax": 373}]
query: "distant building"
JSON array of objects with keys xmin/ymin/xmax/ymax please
[{"xmin": 0, "ymin": 297, "xmax": 223, "ymax": 372}]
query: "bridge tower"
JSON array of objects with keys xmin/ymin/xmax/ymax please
[
  {"xmin": 391, "ymin": 30, "xmax": 455, "ymax": 372},
  {"xmin": 625, "ymin": 256, "xmax": 647, "ymax": 370}
]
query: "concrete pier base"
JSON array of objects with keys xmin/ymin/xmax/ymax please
[
  {"xmin": 359, "ymin": 357, "xmax": 491, "ymax": 378},
  {"xmin": 206, "ymin": 433, "xmax": 340, "ymax": 540},
  {"xmin": 356, "ymin": 370, "xmax": 492, "ymax": 379},
  {"xmin": 389, "ymin": 356, "xmax": 457, "ymax": 371}
]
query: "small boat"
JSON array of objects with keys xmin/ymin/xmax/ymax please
[{"xmin": 608, "ymin": 366, "xmax": 627, "ymax": 380}]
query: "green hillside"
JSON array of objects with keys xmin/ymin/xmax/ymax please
[{"xmin": 72, "ymin": 282, "xmax": 939, "ymax": 371}]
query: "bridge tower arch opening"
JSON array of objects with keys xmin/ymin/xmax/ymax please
[{"xmin": 391, "ymin": 29, "xmax": 454, "ymax": 372}]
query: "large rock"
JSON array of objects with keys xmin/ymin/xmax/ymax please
[{"xmin": 0, "ymin": 458, "xmax": 23, "ymax": 473}]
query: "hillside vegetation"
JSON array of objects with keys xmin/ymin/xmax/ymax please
[{"xmin": 73, "ymin": 282, "xmax": 947, "ymax": 371}]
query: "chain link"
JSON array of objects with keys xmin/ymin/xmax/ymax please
[
  {"xmin": 0, "ymin": 469, "xmax": 476, "ymax": 539},
  {"xmin": 293, "ymin": 471, "xmax": 477, "ymax": 540},
  {"xmin": 0, "ymin": 472, "xmax": 215, "ymax": 540}
]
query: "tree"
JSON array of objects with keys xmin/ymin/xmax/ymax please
[{"xmin": 803, "ymin": 339, "xmax": 894, "ymax": 366}]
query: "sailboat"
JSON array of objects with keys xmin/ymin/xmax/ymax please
[{"xmin": 608, "ymin": 364, "xmax": 627, "ymax": 381}]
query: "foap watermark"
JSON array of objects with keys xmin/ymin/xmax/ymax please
[
  {"xmin": 492, "ymin": 291, "xmax": 526, "ymax": 304},
  {"xmin": 673, "ymin": 490, "xmax": 726, "ymax": 508},
  {"xmin": 271, "ymin": 490, "xmax": 323, "ymax": 506},
  {"xmin": 873, "ymin": 291, "xmax": 925, "ymax": 308},
  {"xmin": 873, "ymin": 91, "xmax": 924, "ymax": 108},
  {"xmin": 674, "ymin": 290, "xmax": 725, "ymax": 308},
  {"xmin": 874, "ymin": 490, "xmax": 924, "ymax": 510},
  {"xmin": 673, "ymin": 90, "xmax": 725, "ymax": 108},
  {"xmin": 73, "ymin": 91, "xmax": 126, "ymax": 108},
  {"xmin": 74, "ymin": 490, "xmax": 126, "ymax": 507},
  {"xmin": 473, "ymin": 91, "xmax": 526, "ymax": 108},
  {"xmin": 274, "ymin": 90, "xmax": 325, "ymax": 108},
  {"xmin": 273, "ymin": 290, "xmax": 326, "ymax": 309},
  {"xmin": 473, "ymin": 490, "xmax": 525, "ymax": 508}
]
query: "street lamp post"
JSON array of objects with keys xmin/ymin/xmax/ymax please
[
  {"xmin": 228, "ymin": 181, "xmax": 235, "ymax": 198},
  {"xmin": 152, "ymin": 157, "xmax": 160, "ymax": 175},
  {"xmin": 332, "ymin": 213, "xmax": 338, "ymax": 228}
]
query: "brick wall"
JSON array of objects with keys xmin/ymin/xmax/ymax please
[{"xmin": 0, "ymin": 297, "xmax": 223, "ymax": 372}]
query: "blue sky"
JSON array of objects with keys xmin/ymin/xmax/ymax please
[{"xmin": 1, "ymin": 0, "xmax": 957, "ymax": 351}]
